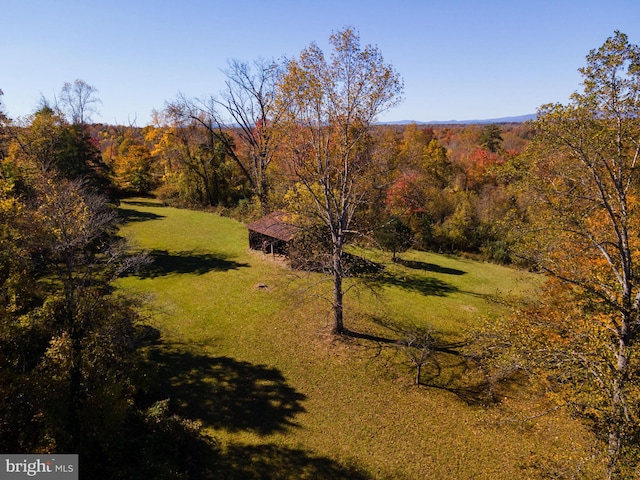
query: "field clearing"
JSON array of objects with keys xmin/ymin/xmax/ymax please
[{"xmin": 116, "ymin": 198, "xmax": 603, "ymax": 479}]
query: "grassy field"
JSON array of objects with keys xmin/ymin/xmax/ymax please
[{"xmin": 117, "ymin": 198, "xmax": 603, "ymax": 479}]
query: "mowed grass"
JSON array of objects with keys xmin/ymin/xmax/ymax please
[{"xmin": 117, "ymin": 198, "xmax": 604, "ymax": 479}]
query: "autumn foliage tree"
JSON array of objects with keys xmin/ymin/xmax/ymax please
[
  {"xmin": 163, "ymin": 58, "xmax": 286, "ymax": 213},
  {"xmin": 111, "ymin": 129, "xmax": 156, "ymax": 194},
  {"xmin": 279, "ymin": 27, "xmax": 403, "ymax": 334},
  {"xmin": 505, "ymin": 31, "xmax": 640, "ymax": 478},
  {"xmin": 385, "ymin": 125, "xmax": 498, "ymax": 253},
  {"xmin": 149, "ymin": 107, "xmax": 245, "ymax": 207},
  {"xmin": 0, "ymin": 95, "xmax": 221, "ymax": 478},
  {"xmin": 8, "ymin": 92, "xmax": 108, "ymax": 188},
  {"xmin": 0, "ymin": 159, "xmax": 148, "ymax": 461}
]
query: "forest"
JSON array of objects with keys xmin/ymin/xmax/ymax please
[{"xmin": 1, "ymin": 28, "xmax": 640, "ymax": 479}]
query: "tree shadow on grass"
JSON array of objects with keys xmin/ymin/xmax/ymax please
[
  {"xmin": 414, "ymin": 346, "xmax": 528, "ymax": 407},
  {"xmin": 146, "ymin": 347, "xmax": 306, "ymax": 435},
  {"xmin": 357, "ymin": 318, "xmax": 523, "ymax": 407},
  {"xmin": 371, "ymin": 271, "xmax": 458, "ymax": 297},
  {"xmin": 118, "ymin": 206, "xmax": 166, "ymax": 224},
  {"xmin": 342, "ymin": 328, "xmax": 398, "ymax": 345},
  {"xmin": 137, "ymin": 438, "xmax": 373, "ymax": 480},
  {"xmin": 396, "ymin": 258, "xmax": 467, "ymax": 276},
  {"xmin": 417, "ymin": 350, "xmax": 489, "ymax": 405},
  {"xmin": 344, "ymin": 328, "xmax": 502, "ymax": 406},
  {"xmin": 217, "ymin": 443, "xmax": 372, "ymax": 480},
  {"xmin": 136, "ymin": 249, "xmax": 249, "ymax": 278},
  {"xmin": 121, "ymin": 199, "xmax": 166, "ymax": 208},
  {"xmin": 124, "ymin": 334, "xmax": 373, "ymax": 480}
]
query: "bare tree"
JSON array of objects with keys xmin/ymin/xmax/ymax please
[
  {"xmin": 170, "ymin": 58, "xmax": 285, "ymax": 212},
  {"xmin": 398, "ymin": 327, "xmax": 437, "ymax": 385},
  {"xmin": 59, "ymin": 79, "xmax": 101, "ymax": 126},
  {"xmin": 0, "ymin": 89, "xmax": 8, "ymax": 160},
  {"xmin": 217, "ymin": 58, "xmax": 286, "ymax": 210}
]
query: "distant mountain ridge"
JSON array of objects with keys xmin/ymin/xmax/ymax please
[{"xmin": 380, "ymin": 114, "xmax": 536, "ymax": 125}]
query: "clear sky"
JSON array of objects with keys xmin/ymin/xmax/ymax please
[{"xmin": 2, "ymin": 0, "xmax": 639, "ymax": 125}]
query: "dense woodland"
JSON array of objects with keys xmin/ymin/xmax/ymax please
[
  {"xmin": 94, "ymin": 120, "xmax": 531, "ymax": 258},
  {"xmin": 1, "ymin": 29, "xmax": 640, "ymax": 478}
]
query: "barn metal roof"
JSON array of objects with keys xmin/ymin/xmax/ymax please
[{"xmin": 247, "ymin": 211, "xmax": 299, "ymax": 242}]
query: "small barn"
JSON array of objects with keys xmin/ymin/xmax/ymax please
[{"xmin": 247, "ymin": 211, "xmax": 298, "ymax": 256}]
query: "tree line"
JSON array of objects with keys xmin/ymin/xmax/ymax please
[{"xmin": 2, "ymin": 28, "xmax": 640, "ymax": 478}]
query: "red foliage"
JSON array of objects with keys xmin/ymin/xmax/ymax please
[
  {"xmin": 385, "ymin": 172, "xmax": 426, "ymax": 216},
  {"xmin": 463, "ymin": 148, "xmax": 505, "ymax": 190}
]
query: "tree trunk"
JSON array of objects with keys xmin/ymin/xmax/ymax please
[
  {"xmin": 332, "ymin": 246, "xmax": 344, "ymax": 334},
  {"xmin": 64, "ymin": 256, "xmax": 82, "ymax": 450},
  {"xmin": 608, "ymin": 376, "xmax": 624, "ymax": 479},
  {"xmin": 68, "ymin": 329, "xmax": 83, "ymax": 449},
  {"xmin": 607, "ymin": 322, "xmax": 632, "ymax": 479},
  {"xmin": 258, "ymin": 175, "xmax": 269, "ymax": 215}
]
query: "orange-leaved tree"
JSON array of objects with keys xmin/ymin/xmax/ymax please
[{"xmin": 508, "ymin": 31, "xmax": 640, "ymax": 478}]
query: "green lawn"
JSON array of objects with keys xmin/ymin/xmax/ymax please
[{"xmin": 117, "ymin": 198, "xmax": 603, "ymax": 479}]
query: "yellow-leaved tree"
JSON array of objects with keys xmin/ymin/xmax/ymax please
[
  {"xmin": 501, "ymin": 31, "xmax": 640, "ymax": 478},
  {"xmin": 277, "ymin": 27, "xmax": 403, "ymax": 334}
]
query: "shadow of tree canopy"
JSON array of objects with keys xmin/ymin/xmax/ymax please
[
  {"xmin": 118, "ymin": 206, "xmax": 166, "ymax": 224},
  {"xmin": 371, "ymin": 271, "xmax": 458, "ymax": 297},
  {"xmin": 417, "ymin": 349, "xmax": 489, "ymax": 405},
  {"xmin": 358, "ymin": 317, "xmax": 521, "ymax": 407},
  {"xmin": 342, "ymin": 328, "xmax": 398, "ymax": 345},
  {"xmin": 136, "ymin": 249, "xmax": 249, "ymax": 278},
  {"xmin": 122, "ymin": 425, "xmax": 373, "ymax": 480},
  {"xmin": 122, "ymin": 199, "xmax": 167, "ymax": 208},
  {"xmin": 109, "ymin": 334, "xmax": 372, "ymax": 480},
  {"xmin": 216, "ymin": 443, "xmax": 372, "ymax": 480},
  {"xmin": 410, "ymin": 343, "xmax": 527, "ymax": 407},
  {"xmin": 146, "ymin": 348, "xmax": 306, "ymax": 435},
  {"xmin": 396, "ymin": 258, "xmax": 467, "ymax": 276}
]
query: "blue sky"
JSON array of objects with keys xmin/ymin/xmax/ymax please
[{"xmin": 2, "ymin": 0, "xmax": 639, "ymax": 125}]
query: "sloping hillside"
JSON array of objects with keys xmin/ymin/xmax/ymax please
[{"xmin": 116, "ymin": 198, "xmax": 603, "ymax": 479}]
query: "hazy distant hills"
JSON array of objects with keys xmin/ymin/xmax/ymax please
[{"xmin": 380, "ymin": 114, "xmax": 536, "ymax": 125}]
